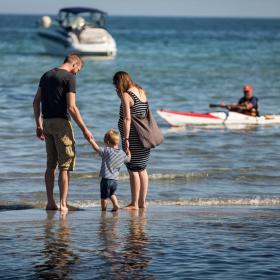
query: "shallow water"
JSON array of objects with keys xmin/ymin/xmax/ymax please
[
  {"xmin": 0, "ymin": 16, "xmax": 280, "ymax": 208},
  {"xmin": 0, "ymin": 15, "xmax": 280, "ymax": 278},
  {"xmin": 1, "ymin": 207, "xmax": 280, "ymax": 280}
]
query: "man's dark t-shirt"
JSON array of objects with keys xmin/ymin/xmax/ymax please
[{"xmin": 39, "ymin": 68, "xmax": 76, "ymax": 119}]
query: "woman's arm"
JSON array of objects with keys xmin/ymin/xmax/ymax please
[
  {"xmin": 126, "ymin": 149, "xmax": 131, "ymax": 162},
  {"xmin": 121, "ymin": 92, "xmax": 133, "ymax": 152}
]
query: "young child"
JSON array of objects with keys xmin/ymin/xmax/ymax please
[{"xmin": 90, "ymin": 129, "xmax": 131, "ymax": 211}]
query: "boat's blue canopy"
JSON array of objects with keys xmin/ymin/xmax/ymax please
[{"xmin": 59, "ymin": 7, "xmax": 107, "ymax": 15}]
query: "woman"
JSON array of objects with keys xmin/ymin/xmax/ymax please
[{"xmin": 114, "ymin": 71, "xmax": 150, "ymax": 210}]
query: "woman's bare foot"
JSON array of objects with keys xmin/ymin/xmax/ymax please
[
  {"xmin": 139, "ymin": 202, "xmax": 147, "ymax": 209},
  {"xmin": 123, "ymin": 203, "xmax": 139, "ymax": 210}
]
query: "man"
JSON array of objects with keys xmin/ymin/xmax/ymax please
[
  {"xmin": 221, "ymin": 85, "xmax": 259, "ymax": 116},
  {"xmin": 33, "ymin": 54, "xmax": 93, "ymax": 212}
]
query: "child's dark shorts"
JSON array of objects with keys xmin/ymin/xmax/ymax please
[{"xmin": 100, "ymin": 178, "xmax": 118, "ymax": 199}]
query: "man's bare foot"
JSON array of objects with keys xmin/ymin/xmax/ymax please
[
  {"xmin": 60, "ymin": 200, "xmax": 69, "ymax": 212},
  {"xmin": 46, "ymin": 203, "xmax": 58, "ymax": 211},
  {"xmin": 60, "ymin": 204, "xmax": 68, "ymax": 212}
]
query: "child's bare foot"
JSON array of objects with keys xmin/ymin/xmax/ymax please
[{"xmin": 111, "ymin": 206, "xmax": 119, "ymax": 212}]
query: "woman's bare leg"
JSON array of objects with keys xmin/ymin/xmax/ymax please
[
  {"xmin": 124, "ymin": 171, "xmax": 140, "ymax": 210},
  {"xmin": 139, "ymin": 169, "xmax": 149, "ymax": 208}
]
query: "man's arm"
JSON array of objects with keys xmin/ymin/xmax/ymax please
[
  {"xmin": 227, "ymin": 103, "xmax": 252, "ymax": 111},
  {"xmin": 33, "ymin": 88, "xmax": 44, "ymax": 140},
  {"xmin": 67, "ymin": 92, "xmax": 93, "ymax": 141}
]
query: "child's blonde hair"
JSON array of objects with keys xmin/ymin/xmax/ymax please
[{"xmin": 104, "ymin": 129, "xmax": 120, "ymax": 146}]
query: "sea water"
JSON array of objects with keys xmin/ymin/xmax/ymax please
[{"xmin": 0, "ymin": 15, "xmax": 280, "ymax": 279}]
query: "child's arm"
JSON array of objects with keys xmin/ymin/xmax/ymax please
[{"xmin": 90, "ymin": 138, "xmax": 102, "ymax": 157}]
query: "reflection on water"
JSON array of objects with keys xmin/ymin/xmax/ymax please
[
  {"xmin": 99, "ymin": 209, "xmax": 152, "ymax": 278},
  {"xmin": 1, "ymin": 208, "xmax": 280, "ymax": 279},
  {"xmin": 99, "ymin": 211, "xmax": 121, "ymax": 276},
  {"xmin": 122, "ymin": 210, "xmax": 151, "ymax": 273},
  {"xmin": 35, "ymin": 211, "xmax": 80, "ymax": 280}
]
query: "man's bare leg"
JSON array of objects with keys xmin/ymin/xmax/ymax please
[
  {"xmin": 45, "ymin": 168, "xmax": 58, "ymax": 210},
  {"xmin": 59, "ymin": 170, "xmax": 69, "ymax": 212},
  {"xmin": 110, "ymin": 195, "xmax": 120, "ymax": 211}
]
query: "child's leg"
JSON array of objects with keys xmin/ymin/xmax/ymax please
[
  {"xmin": 110, "ymin": 195, "xmax": 120, "ymax": 211},
  {"xmin": 101, "ymin": 199, "xmax": 108, "ymax": 211}
]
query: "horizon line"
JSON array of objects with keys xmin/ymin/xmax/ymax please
[{"xmin": 0, "ymin": 12, "xmax": 280, "ymax": 20}]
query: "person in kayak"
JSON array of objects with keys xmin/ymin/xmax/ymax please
[{"xmin": 221, "ymin": 85, "xmax": 259, "ymax": 116}]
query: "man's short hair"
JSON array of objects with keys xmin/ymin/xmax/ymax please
[
  {"xmin": 104, "ymin": 129, "xmax": 120, "ymax": 146},
  {"xmin": 64, "ymin": 53, "xmax": 84, "ymax": 67}
]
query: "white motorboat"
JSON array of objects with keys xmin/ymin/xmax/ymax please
[
  {"xmin": 157, "ymin": 109, "xmax": 280, "ymax": 126},
  {"xmin": 37, "ymin": 7, "xmax": 117, "ymax": 57}
]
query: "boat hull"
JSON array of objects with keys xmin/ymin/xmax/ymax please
[
  {"xmin": 37, "ymin": 27, "xmax": 117, "ymax": 57},
  {"xmin": 157, "ymin": 109, "xmax": 280, "ymax": 126}
]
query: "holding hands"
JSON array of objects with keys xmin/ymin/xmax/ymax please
[{"xmin": 82, "ymin": 127, "xmax": 93, "ymax": 142}]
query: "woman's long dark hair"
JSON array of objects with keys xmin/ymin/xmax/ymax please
[{"xmin": 113, "ymin": 71, "xmax": 143, "ymax": 96}]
